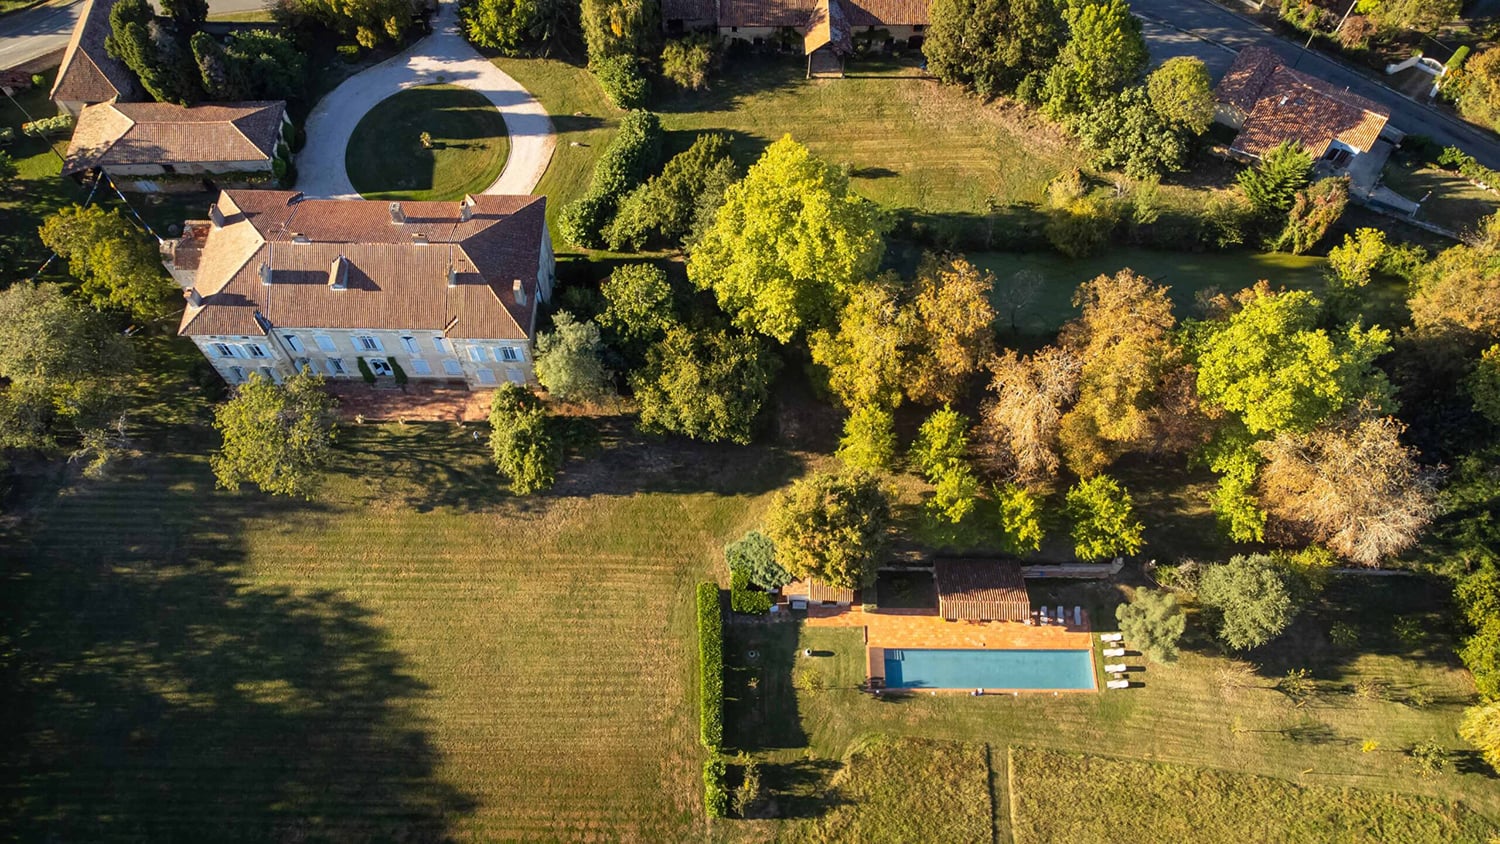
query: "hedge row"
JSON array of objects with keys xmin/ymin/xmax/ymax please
[
  {"xmin": 558, "ymin": 110, "xmax": 663, "ymax": 249},
  {"xmin": 593, "ymin": 54, "xmax": 650, "ymax": 110},
  {"xmin": 697, "ymin": 581, "xmax": 723, "ymax": 750},
  {"xmin": 1436, "ymin": 146, "xmax": 1500, "ymax": 194},
  {"xmin": 729, "ymin": 567, "xmax": 772, "ymax": 614},
  {"xmin": 703, "ymin": 755, "xmax": 727, "ymax": 819},
  {"xmin": 21, "ymin": 113, "xmax": 72, "ymax": 138}
]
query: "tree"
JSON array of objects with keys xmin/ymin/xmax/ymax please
[
  {"xmin": 1116, "ymin": 589, "xmax": 1186, "ymax": 662},
  {"xmin": 1042, "ymin": 0, "xmax": 1147, "ymax": 116},
  {"xmin": 1272, "ymin": 176, "xmax": 1349, "ymax": 254},
  {"xmin": 979, "ymin": 346, "xmax": 1080, "ymax": 487},
  {"xmin": 661, "ymin": 34, "xmax": 715, "ymax": 90},
  {"xmin": 592, "ymin": 54, "xmax": 649, "ymax": 110},
  {"xmin": 161, "ymin": 0, "xmax": 207, "ymax": 25},
  {"xmin": 1197, "ymin": 554, "xmax": 1296, "ymax": 650},
  {"xmin": 1193, "ymin": 285, "xmax": 1392, "ymax": 436},
  {"xmin": 459, "ymin": 0, "xmax": 575, "ymax": 54},
  {"xmin": 285, "ymin": 0, "xmax": 416, "ymax": 46},
  {"xmin": 809, "ymin": 280, "xmax": 909, "ymax": 410},
  {"xmin": 1458, "ymin": 47, "xmax": 1500, "ymax": 133},
  {"xmin": 488, "ymin": 383, "xmax": 559, "ymax": 494},
  {"xmin": 1326, "ymin": 227, "xmax": 1389, "ymax": 288},
  {"xmin": 580, "ymin": 0, "xmax": 656, "ymax": 62},
  {"xmin": 631, "ymin": 324, "xmax": 777, "ymax": 444},
  {"xmin": 1468, "ymin": 345, "xmax": 1500, "ymax": 425},
  {"xmin": 1462, "ymin": 619, "xmax": 1500, "ymax": 700},
  {"xmin": 1460, "ymin": 701, "xmax": 1500, "ymax": 771},
  {"xmin": 535, "ymin": 311, "xmax": 614, "ymax": 403},
  {"xmin": 223, "ymin": 29, "xmax": 306, "ymax": 99},
  {"xmin": 996, "ymin": 483, "xmax": 1044, "ymax": 554},
  {"xmin": 910, "ymin": 405, "xmax": 969, "ymax": 480},
  {"xmin": 725, "ymin": 529, "xmax": 790, "ymax": 590},
  {"xmin": 1408, "ymin": 240, "xmax": 1500, "ymax": 337},
  {"xmin": 1357, "ymin": 0, "xmax": 1458, "ymax": 35},
  {"xmin": 1075, "ymin": 86, "xmax": 1190, "ymax": 178},
  {"xmin": 1065, "ymin": 474, "xmax": 1144, "ymax": 561},
  {"xmin": 923, "ymin": 0, "xmax": 1064, "ymax": 98},
  {"xmin": 1044, "ymin": 195, "xmax": 1120, "ymax": 258},
  {"xmin": 905, "ymin": 255, "xmax": 996, "ymax": 405},
  {"xmin": 0, "ymin": 151, "xmax": 16, "ymax": 185},
  {"xmin": 687, "ymin": 136, "xmax": 886, "ymax": 342},
  {"xmin": 1237, "ymin": 141, "xmax": 1313, "ymax": 218},
  {"xmin": 106, "ymin": 1, "xmax": 203, "ymax": 105},
  {"xmin": 211, "ymin": 370, "xmax": 336, "ymax": 498},
  {"xmin": 1145, "ymin": 56, "xmax": 1214, "ymax": 135},
  {"xmin": 928, "ymin": 461, "xmax": 980, "ymax": 525},
  {"xmin": 191, "ymin": 31, "xmax": 247, "ymax": 100},
  {"xmin": 38, "ymin": 204, "xmax": 175, "ymax": 321},
  {"xmin": 765, "ymin": 470, "xmax": 890, "ymax": 588},
  {"xmin": 599, "ymin": 263, "xmax": 675, "ymax": 345},
  {"xmin": 607, "ymin": 134, "xmax": 735, "ymax": 251},
  {"xmin": 837, "ymin": 405, "xmax": 898, "ymax": 472},
  {"xmin": 1256, "ymin": 414, "xmax": 1438, "ymax": 566}
]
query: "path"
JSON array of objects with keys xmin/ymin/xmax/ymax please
[
  {"xmin": 296, "ymin": 0, "xmax": 555, "ymax": 200},
  {"xmin": 1130, "ymin": 0, "xmax": 1500, "ymax": 169}
]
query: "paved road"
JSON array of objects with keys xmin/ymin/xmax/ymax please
[
  {"xmin": 0, "ymin": 0, "xmax": 270, "ymax": 71},
  {"xmin": 297, "ymin": 0, "xmax": 555, "ymax": 199},
  {"xmin": 1131, "ymin": 0, "xmax": 1500, "ymax": 169}
]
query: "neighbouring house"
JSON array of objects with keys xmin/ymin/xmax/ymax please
[
  {"xmin": 782, "ymin": 578, "xmax": 856, "ymax": 607},
  {"xmin": 934, "ymin": 559, "xmax": 1032, "ymax": 622},
  {"xmin": 165, "ymin": 190, "xmax": 556, "ymax": 389},
  {"xmin": 49, "ymin": 0, "xmax": 139, "ymax": 116},
  {"xmin": 663, "ymin": 0, "xmax": 928, "ymax": 77},
  {"xmin": 62, "ymin": 101, "xmax": 290, "ymax": 190},
  {"xmin": 1213, "ymin": 46, "xmax": 1401, "ymax": 168}
]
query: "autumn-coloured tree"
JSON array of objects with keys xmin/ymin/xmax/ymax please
[
  {"xmin": 1272, "ymin": 176, "xmax": 1349, "ymax": 255},
  {"xmin": 978, "ymin": 346, "xmax": 1080, "ymax": 488},
  {"xmin": 905, "ymin": 255, "xmax": 996, "ymax": 405},
  {"xmin": 1256, "ymin": 413, "xmax": 1438, "ymax": 566},
  {"xmin": 808, "ymin": 280, "xmax": 909, "ymax": 410},
  {"xmin": 765, "ymin": 469, "xmax": 891, "ymax": 588},
  {"xmin": 1408, "ymin": 237, "xmax": 1500, "ymax": 338}
]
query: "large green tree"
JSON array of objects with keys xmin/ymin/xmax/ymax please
[
  {"xmin": 211, "ymin": 370, "xmax": 337, "ymax": 499},
  {"xmin": 1237, "ymin": 141, "xmax": 1313, "ymax": 218},
  {"xmin": 580, "ymin": 0, "xmax": 656, "ymax": 62},
  {"xmin": 459, "ymin": 0, "xmax": 575, "ymax": 54},
  {"xmin": 923, "ymin": 0, "xmax": 1064, "ymax": 98},
  {"xmin": 1145, "ymin": 56, "xmax": 1214, "ymax": 135},
  {"xmin": 836, "ymin": 405, "xmax": 898, "ymax": 473},
  {"xmin": 106, "ymin": 0, "xmax": 202, "ymax": 105},
  {"xmin": 38, "ymin": 205, "xmax": 176, "ymax": 322},
  {"xmin": 1115, "ymin": 589, "xmax": 1186, "ymax": 662},
  {"xmin": 1065, "ymin": 474, "xmax": 1144, "ymax": 561},
  {"xmin": 1042, "ymin": 0, "xmax": 1147, "ymax": 116},
  {"xmin": 535, "ymin": 311, "xmax": 614, "ymax": 403},
  {"xmin": 598, "ymin": 263, "xmax": 676, "ymax": 347},
  {"xmin": 1198, "ymin": 554, "xmax": 1296, "ymax": 651},
  {"xmin": 688, "ymin": 136, "xmax": 886, "ymax": 343},
  {"xmin": 607, "ymin": 133, "xmax": 735, "ymax": 251},
  {"xmin": 765, "ymin": 469, "xmax": 891, "ymax": 589},
  {"xmin": 630, "ymin": 324, "xmax": 777, "ymax": 444},
  {"xmin": 489, "ymin": 383, "xmax": 560, "ymax": 494},
  {"xmin": 809, "ymin": 280, "xmax": 909, "ymax": 411},
  {"xmin": 1076, "ymin": 85, "xmax": 1190, "ymax": 178}
]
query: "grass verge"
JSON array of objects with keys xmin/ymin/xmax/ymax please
[{"xmin": 345, "ymin": 84, "xmax": 510, "ymax": 202}]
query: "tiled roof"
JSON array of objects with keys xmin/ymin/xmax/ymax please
[
  {"xmin": 662, "ymin": 0, "xmax": 718, "ymax": 21},
  {"xmin": 1215, "ymin": 46, "xmax": 1390, "ymax": 158},
  {"xmin": 63, "ymin": 101, "xmax": 286, "ymax": 174},
  {"xmin": 178, "ymin": 190, "xmax": 547, "ymax": 341},
  {"xmin": 935, "ymin": 559, "xmax": 1032, "ymax": 622},
  {"xmin": 804, "ymin": 0, "xmax": 853, "ymax": 54},
  {"xmin": 841, "ymin": 0, "xmax": 928, "ymax": 27},
  {"xmin": 720, "ymin": 0, "xmax": 818, "ymax": 28},
  {"xmin": 50, "ymin": 0, "xmax": 139, "ymax": 105},
  {"xmin": 784, "ymin": 578, "xmax": 856, "ymax": 603}
]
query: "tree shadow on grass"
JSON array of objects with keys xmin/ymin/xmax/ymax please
[{"xmin": 0, "ymin": 454, "xmax": 476, "ymax": 842}]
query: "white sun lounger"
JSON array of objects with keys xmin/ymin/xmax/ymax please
[
  {"xmin": 1107, "ymin": 678, "xmax": 1130, "ymax": 690},
  {"xmin": 1100, "ymin": 633, "xmax": 1124, "ymax": 643},
  {"xmin": 1055, "ymin": 605, "xmax": 1064, "ymax": 623},
  {"xmin": 1102, "ymin": 647, "xmax": 1126, "ymax": 657},
  {"xmin": 1074, "ymin": 606, "xmax": 1082, "ymax": 626},
  {"xmin": 1104, "ymin": 663, "xmax": 1128, "ymax": 674},
  {"xmin": 1040, "ymin": 608, "xmax": 1050, "ymax": 624}
]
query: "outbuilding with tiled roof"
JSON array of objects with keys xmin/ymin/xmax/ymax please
[
  {"xmin": 62, "ymin": 101, "xmax": 289, "ymax": 180},
  {"xmin": 934, "ymin": 559, "xmax": 1032, "ymax": 622},
  {"xmin": 50, "ymin": 0, "xmax": 140, "ymax": 115}
]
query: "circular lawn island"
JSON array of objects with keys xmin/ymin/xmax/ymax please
[{"xmin": 344, "ymin": 84, "xmax": 510, "ymax": 202}]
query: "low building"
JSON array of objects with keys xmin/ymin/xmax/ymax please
[
  {"xmin": 166, "ymin": 189, "xmax": 555, "ymax": 389},
  {"xmin": 934, "ymin": 559, "xmax": 1032, "ymax": 622},
  {"xmin": 782, "ymin": 578, "xmax": 855, "ymax": 607},
  {"xmin": 62, "ymin": 101, "xmax": 290, "ymax": 189},
  {"xmin": 1213, "ymin": 46, "xmax": 1399, "ymax": 168},
  {"xmin": 663, "ymin": 0, "xmax": 928, "ymax": 77},
  {"xmin": 49, "ymin": 0, "xmax": 139, "ymax": 116}
]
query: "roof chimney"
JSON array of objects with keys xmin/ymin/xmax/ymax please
[
  {"xmin": 209, "ymin": 203, "xmax": 225, "ymax": 229},
  {"xmin": 292, "ymin": 233, "xmax": 310, "ymax": 244},
  {"xmin": 389, "ymin": 201, "xmax": 405, "ymax": 225},
  {"xmin": 329, "ymin": 254, "xmax": 348, "ymax": 290},
  {"xmin": 259, "ymin": 261, "xmax": 272, "ymax": 285},
  {"xmin": 460, "ymin": 198, "xmax": 472, "ymax": 222},
  {"xmin": 447, "ymin": 261, "xmax": 458, "ymax": 287},
  {"xmin": 513, "ymin": 278, "xmax": 527, "ymax": 307},
  {"xmin": 185, "ymin": 287, "xmax": 202, "ymax": 307},
  {"xmin": 411, "ymin": 232, "xmax": 428, "ymax": 245}
]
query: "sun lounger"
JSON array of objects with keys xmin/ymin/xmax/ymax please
[
  {"xmin": 1100, "ymin": 633, "xmax": 1124, "ymax": 643},
  {"xmin": 1107, "ymin": 678, "xmax": 1130, "ymax": 690},
  {"xmin": 1055, "ymin": 605, "xmax": 1064, "ymax": 623},
  {"xmin": 1104, "ymin": 663, "xmax": 1128, "ymax": 674},
  {"xmin": 1074, "ymin": 606, "xmax": 1082, "ymax": 626},
  {"xmin": 1040, "ymin": 608, "xmax": 1050, "ymax": 624},
  {"xmin": 1102, "ymin": 647, "xmax": 1126, "ymax": 657}
]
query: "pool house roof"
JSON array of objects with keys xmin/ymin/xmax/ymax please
[{"xmin": 934, "ymin": 559, "xmax": 1031, "ymax": 622}]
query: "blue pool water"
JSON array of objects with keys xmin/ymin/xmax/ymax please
[{"xmin": 883, "ymin": 648, "xmax": 1095, "ymax": 690}]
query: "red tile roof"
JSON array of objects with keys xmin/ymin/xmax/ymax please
[
  {"xmin": 50, "ymin": 0, "xmax": 139, "ymax": 105},
  {"xmin": 63, "ymin": 101, "xmax": 286, "ymax": 175},
  {"xmin": 1215, "ymin": 47, "xmax": 1390, "ymax": 158},
  {"xmin": 935, "ymin": 559, "xmax": 1032, "ymax": 622}
]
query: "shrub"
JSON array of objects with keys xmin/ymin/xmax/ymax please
[
  {"xmin": 725, "ymin": 529, "xmax": 789, "ymax": 590},
  {"xmin": 1448, "ymin": 45, "xmax": 1471, "ymax": 73},
  {"xmin": 730, "ymin": 567, "xmax": 772, "ymax": 614},
  {"xmin": 558, "ymin": 110, "xmax": 663, "ymax": 248},
  {"xmin": 1407, "ymin": 740, "xmax": 1449, "ymax": 777},
  {"xmin": 927, "ymin": 461, "xmax": 980, "ymax": 525},
  {"xmin": 336, "ymin": 43, "xmax": 362, "ymax": 62},
  {"xmin": 0, "ymin": 127, "xmax": 13, "ymax": 145},
  {"xmin": 662, "ymin": 33, "xmax": 715, "ymax": 90},
  {"xmin": 696, "ymin": 581, "xmax": 724, "ymax": 749},
  {"xmin": 21, "ymin": 113, "xmax": 73, "ymax": 137},
  {"xmin": 390, "ymin": 358, "xmax": 408, "ymax": 385},
  {"xmin": 1198, "ymin": 554, "xmax": 1296, "ymax": 650},
  {"xmin": 488, "ymin": 384, "xmax": 560, "ymax": 494},
  {"xmin": 31, "ymin": 73, "xmax": 46, "ymax": 88},
  {"xmin": 593, "ymin": 54, "xmax": 650, "ymax": 109},
  {"xmin": 909, "ymin": 405, "xmax": 969, "ymax": 481},
  {"xmin": 836, "ymin": 404, "xmax": 897, "ymax": 472},
  {"xmin": 732, "ymin": 753, "xmax": 762, "ymax": 817},
  {"xmin": 1115, "ymin": 589, "xmax": 1185, "ymax": 662},
  {"xmin": 703, "ymin": 755, "xmax": 728, "ymax": 818},
  {"xmin": 357, "ymin": 356, "xmax": 376, "ymax": 383}
]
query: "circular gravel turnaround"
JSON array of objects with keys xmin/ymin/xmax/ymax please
[{"xmin": 344, "ymin": 84, "xmax": 510, "ymax": 202}]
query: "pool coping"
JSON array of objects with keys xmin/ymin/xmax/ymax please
[{"xmin": 867, "ymin": 642, "xmax": 1100, "ymax": 695}]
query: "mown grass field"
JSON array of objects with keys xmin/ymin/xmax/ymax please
[{"xmin": 345, "ymin": 84, "xmax": 510, "ymax": 202}]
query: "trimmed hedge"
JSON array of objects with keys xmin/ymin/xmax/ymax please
[
  {"xmin": 729, "ymin": 567, "xmax": 772, "ymax": 615},
  {"xmin": 593, "ymin": 54, "xmax": 650, "ymax": 110},
  {"xmin": 391, "ymin": 358, "xmax": 409, "ymax": 385},
  {"xmin": 1436, "ymin": 146, "xmax": 1500, "ymax": 193},
  {"xmin": 703, "ymin": 755, "xmax": 727, "ymax": 818},
  {"xmin": 558, "ymin": 110, "xmax": 663, "ymax": 248},
  {"xmin": 696, "ymin": 581, "xmax": 723, "ymax": 750},
  {"xmin": 21, "ymin": 113, "xmax": 72, "ymax": 138},
  {"xmin": 357, "ymin": 356, "xmax": 376, "ymax": 384}
]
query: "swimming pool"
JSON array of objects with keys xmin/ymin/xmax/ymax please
[{"xmin": 882, "ymin": 648, "xmax": 1095, "ymax": 691}]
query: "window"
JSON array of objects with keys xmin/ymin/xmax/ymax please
[
  {"xmin": 442, "ymin": 358, "xmax": 463, "ymax": 376},
  {"xmin": 315, "ymin": 335, "xmax": 337, "ymax": 352},
  {"xmin": 468, "ymin": 346, "xmax": 488, "ymax": 362},
  {"xmin": 410, "ymin": 359, "xmax": 432, "ymax": 376},
  {"xmin": 369, "ymin": 358, "xmax": 394, "ymax": 377},
  {"xmin": 245, "ymin": 344, "xmax": 269, "ymax": 359},
  {"xmin": 476, "ymin": 368, "xmax": 496, "ymax": 384},
  {"xmin": 228, "ymin": 366, "xmax": 247, "ymax": 383},
  {"xmin": 401, "ymin": 336, "xmax": 420, "ymax": 354},
  {"xmin": 507, "ymin": 370, "xmax": 526, "ymax": 384},
  {"xmin": 355, "ymin": 335, "xmax": 383, "ymax": 352},
  {"xmin": 496, "ymin": 346, "xmax": 521, "ymax": 362},
  {"xmin": 294, "ymin": 357, "xmax": 312, "ymax": 373},
  {"xmin": 433, "ymin": 336, "xmax": 450, "ymax": 354},
  {"xmin": 210, "ymin": 342, "xmax": 233, "ymax": 358},
  {"xmin": 283, "ymin": 334, "xmax": 305, "ymax": 353},
  {"xmin": 259, "ymin": 366, "xmax": 277, "ymax": 383},
  {"xmin": 327, "ymin": 358, "xmax": 347, "ymax": 376}
]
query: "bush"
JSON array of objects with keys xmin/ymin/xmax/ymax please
[
  {"xmin": 837, "ymin": 404, "xmax": 898, "ymax": 472},
  {"xmin": 1449, "ymin": 45, "xmax": 1471, "ymax": 73},
  {"xmin": 703, "ymin": 755, "xmax": 727, "ymax": 818},
  {"xmin": 662, "ymin": 33, "xmax": 715, "ymax": 90},
  {"xmin": 1198, "ymin": 554, "xmax": 1296, "ymax": 651},
  {"xmin": 1435, "ymin": 145, "xmax": 1500, "ymax": 192},
  {"xmin": 390, "ymin": 358, "xmax": 408, "ymax": 385},
  {"xmin": 21, "ymin": 113, "xmax": 73, "ymax": 138},
  {"xmin": 696, "ymin": 581, "xmax": 723, "ymax": 750},
  {"xmin": 357, "ymin": 356, "xmax": 376, "ymax": 383},
  {"xmin": 336, "ymin": 43, "xmax": 362, "ymax": 62},
  {"xmin": 559, "ymin": 110, "xmax": 663, "ymax": 248},
  {"xmin": 1116, "ymin": 589, "xmax": 1186, "ymax": 662},
  {"xmin": 0, "ymin": 127, "xmax": 15, "ymax": 145},
  {"xmin": 730, "ymin": 567, "xmax": 773, "ymax": 614},
  {"xmin": 593, "ymin": 54, "xmax": 650, "ymax": 109},
  {"xmin": 488, "ymin": 384, "xmax": 560, "ymax": 494},
  {"xmin": 725, "ymin": 529, "xmax": 789, "ymax": 590}
]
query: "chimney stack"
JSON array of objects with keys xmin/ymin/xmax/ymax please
[
  {"xmin": 329, "ymin": 254, "xmax": 348, "ymax": 290},
  {"xmin": 459, "ymin": 198, "xmax": 472, "ymax": 223},
  {"xmin": 209, "ymin": 203, "xmax": 225, "ymax": 229},
  {"xmin": 411, "ymin": 232, "xmax": 428, "ymax": 245},
  {"xmin": 447, "ymin": 261, "xmax": 458, "ymax": 288},
  {"xmin": 185, "ymin": 287, "xmax": 202, "ymax": 307},
  {"xmin": 259, "ymin": 261, "xmax": 272, "ymax": 286},
  {"xmin": 389, "ymin": 201, "xmax": 405, "ymax": 225},
  {"xmin": 513, "ymin": 278, "xmax": 527, "ymax": 307}
]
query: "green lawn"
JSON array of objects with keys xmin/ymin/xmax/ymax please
[
  {"xmin": 723, "ymin": 573, "xmax": 1498, "ymax": 841},
  {"xmin": 345, "ymin": 84, "xmax": 510, "ymax": 202},
  {"xmin": 1381, "ymin": 158, "xmax": 1499, "ymax": 236},
  {"xmin": 0, "ymin": 68, "xmax": 88, "ymax": 279},
  {"xmin": 1010, "ymin": 746, "xmax": 1496, "ymax": 844}
]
